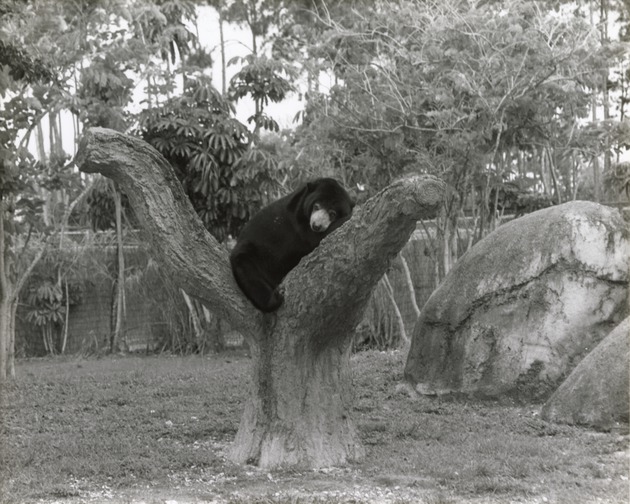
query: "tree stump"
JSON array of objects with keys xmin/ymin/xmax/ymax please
[{"xmin": 75, "ymin": 127, "xmax": 444, "ymax": 468}]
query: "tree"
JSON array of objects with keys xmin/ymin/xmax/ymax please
[
  {"xmin": 287, "ymin": 0, "xmax": 621, "ymax": 280},
  {"xmin": 0, "ymin": 21, "xmax": 56, "ymax": 379},
  {"xmin": 137, "ymin": 76, "xmax": 279, "ymax": 241},
  {"xmin": 0, "ymin": 155, "xmax": 47, "ymax": 379},
  {"xmin": 210, "ymin": 0, "xmax": 298, "ymax": 135},
  {"xmin": 229, "ymin": 53, "xmax": 296, "ymax": 135},
  {"xmin": 75, "ymin": 28, "xmax": 137, "ymax": 353},
  {"xmin": 1, "ymin": 0, "xmax": 223, "ymax": 364},
  {"xmin": 76, "ymin": 127, "xmax": 444, "ymax": 468}
]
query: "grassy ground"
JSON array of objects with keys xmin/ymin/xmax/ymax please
[{"xmin": 1, "ymin": 350, "xmax": 628, "ymax": 503}]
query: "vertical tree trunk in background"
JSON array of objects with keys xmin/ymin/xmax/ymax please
[
  {"xmin": 589, "ymin": 0, "xmax": 602, "ymax": 202},
  {"xmin": 61, "ymin": 278, "xmax": 69, "ymax": 354},
  {"xmin": 382, "ymin": 274, "xmax": 408, "ymax": 344},
  {"xmin": 0, "ymin": 296, "xmax": 16, "ymax": 380},
  {"xmin": 76, "ymin": 128, "xmax": 444, "ymax": 468},
  {"xmin": 0, "ymin": 198, "xmax": 8, "ymax": 380},
  {"xmin": 546, "ymin": 147, "xmax": 562, "ymax": 205},
  {"xmin": 0, "ymin": 245, "xmax": 45, "ymax": 379},
  {"xmin": 181, "ymin": 289, "xmax": 203, "ymax": 348},
  {"xmin": 591, "ymin": 104, "xmax": 601, "ymax": 203},
  {"xmin": 219, "ymin": 9, "xmax": 227, "ymax": 96},
  {"xmin": 7, "ymin": 297, "xmax": 17, "ymax": 378},
  {"xmin": 0, "ymin": 301, "xmax": 8, "ymax": 380},
  {"xmin": 599, "ymin": 0, "xmax": 611, "ymax": 192},
  {"xmin": 399, "ymin": 254, "xmax": 420, "ymax": 318},
  {"xmin": 111, "ymin": 185, "xmax": 125, "ymax": 353},
  {"xmin": 537, "ymin": 146, "xmax": 549, "ymax": 196}
]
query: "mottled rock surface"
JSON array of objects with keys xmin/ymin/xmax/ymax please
[
  {"xmin": 541, "ymin": 317, "xmax": 629, "ymax": 429},
  {"xmin": 404, "ymin": 201, "xmax": 629, "ymax": 400}
]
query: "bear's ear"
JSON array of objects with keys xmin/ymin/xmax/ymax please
[{"xmin": 287, "ymin": 184, "xmax": 310, "ymax": 215}]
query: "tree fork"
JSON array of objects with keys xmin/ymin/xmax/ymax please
[{"xmin": 75, "ymin": 127, "xmax": 444, "ymax": 468}]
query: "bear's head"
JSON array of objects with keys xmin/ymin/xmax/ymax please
[{"xmin": 301, "ymin": 178, "xmax": 355, "ymax": 234}]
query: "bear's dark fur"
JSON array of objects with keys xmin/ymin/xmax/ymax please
[{"xmin": 230, "ymin": 178, "xmax": 354, "ymax": 312}]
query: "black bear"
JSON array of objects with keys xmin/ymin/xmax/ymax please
[{"xmin": 230, "ymin": 178, "xmax": 354, "ymax": 312}]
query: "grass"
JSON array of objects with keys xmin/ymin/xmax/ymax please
[{"xmin": 1, "ymin": 350, "xmax": 628, "ymax": 503}]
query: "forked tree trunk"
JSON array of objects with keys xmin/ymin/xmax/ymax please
[
  {"xmin": 75, "ymin": 128, "xmax": 444, "ymax": 468},
  {"xmin": 232, "ymin": 334, "xmax": 362, "ymax": 467}
]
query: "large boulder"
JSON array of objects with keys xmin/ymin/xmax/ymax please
[
  {"xmin": 404, "ymin": 201, "xmax": 629, "ymax": 400},
  {"xmin": 540, "ymin": 317, "xmax": 629, "ymax": 429}
]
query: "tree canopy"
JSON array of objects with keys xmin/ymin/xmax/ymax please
[{"xmin": 1, "ymin": 0, "xmax": 628, "ymax": 376}]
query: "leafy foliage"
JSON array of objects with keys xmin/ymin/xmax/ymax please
[
  {"xmin": 273, "ymin": 0, "xmax": 628, "ymax": 279},
  {"xmin": 77, "ymin": 55, "xmax": 135, "ymax": 131},
  {"xmin": 137, "ymin": 76, "xmax": 281, "ymax": 240},
  {"xmin": 0, "ymin": 93, "xmax": 77, "ymax": 236},
  {"xmin": 290, "ymin": 0, "xmax": 609, "ymax": 190},
  {"xmin": 0, "ymin": 40, "xmax": 54, "ymax": 95},
  {"xmin": 23, "ymin": 252, "xmax": 84, "ymax": 355},
  {"xmin": 25, "ymin": 280, "xmax": 66, "ymax": 328},
  {"xmin": 228, "ymin": 54, "xmax": 296, "ymax": 132},
  {"xmin": 83, "ymin": 177, "xmax": 134, "ymax": 231},
  {"xmin": 604, "ymin": 161, "xmax": 630, "ymax": 198}
]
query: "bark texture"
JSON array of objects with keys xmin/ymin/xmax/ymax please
[
  {"xmin": 75, "ymin": 128, "xmax": 259, "ymax": 339},
  {"xmin": 75, "ymin": 127, "xmax": 444, "ymax": 468}
]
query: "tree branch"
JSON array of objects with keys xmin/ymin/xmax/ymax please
[
  {"xmin": 74, "ymin": 127, "xmax": 260, "ymax": 339},
  {"xmin": 74, "ymin": 128, "xmax": 444, "ymax": 350},
  {"xmin": 279, "ymin": 174, "xmax": 444, "ymax": 350}
]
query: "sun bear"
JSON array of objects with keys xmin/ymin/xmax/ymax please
[{"xmin": 230, "ymin": 178, "xmax": 355, "ymax": 312}]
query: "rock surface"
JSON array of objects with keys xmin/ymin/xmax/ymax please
[
  {"xmin": 404, "ymin": 201, "xmax": 629, "ymax": 400},
  {"xmin": 540, "ymin": 317, "xmax": 629, "ymax": 429}
]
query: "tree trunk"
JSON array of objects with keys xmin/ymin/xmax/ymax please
[
  {"xmin": 181, "ymin": 289, "xmax": 203, "ymax": 349},
  {"xmin": 219, "ymin": 9, "xmax": 227, "ymax": 96},
  {"xmin": 589, "ymin": 1, "xmax": 601, "ymax": 203},
  {"xmin": 381, "ymin": 274, "xmax": 408, "ymax": 344},
  {"xmin": 399, "ymin": 254, "xmax": 420, "ymax": 318},
  {"xmin": 61, "ymin": 278, "xmax": 69, "ymax": 355},
  {"xmin": 7, "ymin": 297, "xmax": 17, "ymax": 378},
  {"xmin": 231, "ymin": 330, "xmax": 363, "ymax": 467},
  {"xmin": 75, "ymin": 128, "xmax": 444, "ymax": 468},
  {"xmin": 111, "ymin": 184, "xmax": 125, "ymax": 353},
  {"xmin": 0, "ymin": 198, "xmax": 8, "ymax": 380},
  {"xmin": 0, "ymin": 296, "xmax": 9, "ymax": 380},
  {"xmin": 0, "ymin": 246, "xmax": 45, "ymax": 379}
]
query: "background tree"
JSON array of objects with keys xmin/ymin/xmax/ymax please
[
  {"xmin": 0, "ymin": 14, "xmax": 56, "ymax": 378},
  {"xmin": 75, "ymin": 18, "xmax": 137, "ymax": 352},
  {"xmin": 4, "ymin": 0, "xmax": 628, "ymax": 367},
  {"xmin": 284, "ymin": 0, "xmax": 627, "ymax": 280},
  {"xmin": 137, "ymin": 76, "xmax": 280, "ymax": 241},
  {"xmin": 0, "ymin": 0, "xmax": 205, "ymax": 364},
  {"xmin": 136, "ymin": 3, "xmax": 294, "ymax": 350},
  {"xmin": 212, "ymin": 0, "xmax": 299, "ymax": 135}
]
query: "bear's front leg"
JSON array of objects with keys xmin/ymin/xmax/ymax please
[{"xmin": 230, "ymin": 253, "xmax": 284, "ymax": 312}]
